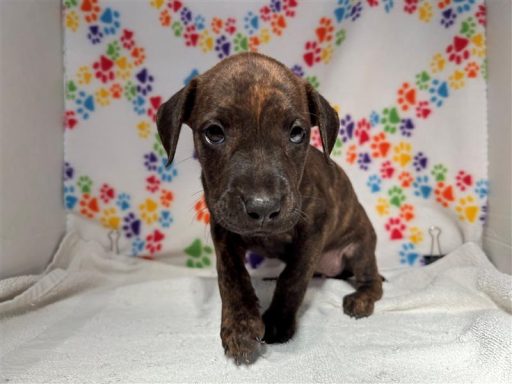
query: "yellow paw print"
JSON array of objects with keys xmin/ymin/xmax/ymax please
[
  {"xmin": 449, "ymin": 70, "xmax": 465, "ymax": 90},
  {"xmin": 199, "ymin": 30, "xmax": 214, "ymax": 53},
  {"xmin": 65, "ymin": 11, "xmax": 79, "ymax": 32},
  {"xmin": 137, "ymin": 121, "xmax": 151, "ymax": 138},
  {"xmin": 321, "ymin": 45, "xmax": 333, "ymax": 64},
  {"xmin": 139, "ymin": 198, "xmax": 158, "ymax": 225},
  {"xmin": 392, "ymin": 142, "xmax": 413, "ymax": 167},
  {"xmin": 150, "ymin": 0, "xmax": 164, "ymax": 9},
  {"xmin": 418, "ymin": 1, "xmax": 433, "ymax": 22},
  {"xmin": 430, "ymin": 53, "xmax": 446, "ymax": 73},
  {"xmin": 116, "ymin": 57, "xmax": 133, "ymax": 80},
  {"xmin": 455, "ymin": 195, "xmax": 479, "ymax": 223},
  {"xmin": 259, "ymin": 28, "xmax": 271, "ymax": 44},
  {"xmin": 376, "ymin": 198, "xmax": 390, "ymax": 216},
  {"xmin": 471, "ymin": 33, "xmax": 486, "ymax": 58},
  {"xmin": 77, "ymin": 66, "xmax": 93, "ymax": 85},
  {"xmin": 409, "ymin": 226, "xmax": 423, "ymax": 245},
  {"xmin": 100, "ymin": 207, "xmax": 121, "ymax": 230},
  {"xmin": 95, "ymin": 88, "xmax": 111, "ymax": 107}
]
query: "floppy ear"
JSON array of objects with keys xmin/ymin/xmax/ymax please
[
  {"xmin": 305, "ymin": 83, "xmax": 340, "ymax": 162},
  {"xmin": 156, "ymin": 79, "xmax": 197, "ymax": 167}
]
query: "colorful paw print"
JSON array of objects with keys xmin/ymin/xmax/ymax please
[
  {"xmin": 234, "ymin": 33, "xmax": 249, "ymax": 53},
  {"xmin": 367, "ymin": 175, "xmax": 382, "ymax": 193},
  {"xmin": 376, "ymin": 197, "xmax": 390, "ymax": 216},
  {"xmin": 400, "ymin": 243, "xmax": 420, "ymax": 265},
  {"xmin": 146, "ymin": 175, "xmax": 161, "ymax": 193},
  {"xmin": 77, "ymin": 66, "xmax": 93, "ymax": 85},
  {"xmin": 310, "ymin": 127, "xmax": 322, "ymax": 149},
  {"xmin": 77, "ymin": 175, "xmax": 93, "ymax": 194},
  {"xmin": 455, "ymin": 170, "xmax": 473, "ymax": 191},
  {"xmin": 185, "ymin": 239, "xmax": 213, "ymax": 268},
  {"xmin": 160, "ymin": 189, "xmax": 174, "ymax": 208},
  {"xmin": 157, "ymin": 160, "xmax": 178, "ymax": 182},
  {"xmin": 316, "ymin": 17, "xmax": 334, "ymax": 43},
  {"xmin": 100, "ymin": 207, "xmax": 121, "ymax": 230},
  {"xmin": 180, "ymin": 7, "xmax": 193, "ymax": 25},
  {"xmin": 440, "ymin": 8, "xmax": 457, "ymax": 28},
  {"xmin": 215, "ymin": 35, "xmax": 231, "ymax": 59},
  {"xmin": 122, "ymin": 213, "xmax": 141, "ymax": 238},
  {"xmin": 139, "ymin": 198, "xmax": 159, "ymax": 225},
  {"xmin": 64, "ymin": 110, "xmax": 78, "ymax": 130},
  {"xmin": 448, "ymin": 70, "xmax": 465, "ymax": 90},
  {"xmin": 66, "ymin": 10, "xmax": 80, "ymax": 31},
  {"xmin": 397, "ymin": 83, "xmax": 417, "ymax": 112},
  {"xmin": 64, "ymin": 185, "xmax": 78, "ymax": 210},
  {"xmin": 87, "ymin": 25, "xmax": 103, "ymax": 44},
  {"xmin": 303, "ymin": 41, "xmax": 321, "ymax": 67},
  {"xmin": 398, "ymin": 171, "xmax": 414, "ymax": 188},
  {"xmin": 392, "ymin": 142, "xmax": 412, "ymax": 167},
  {"xmin": 131, "ymin": 237, "xmax": 145, "ymax": 256},
  {"xmin": 172, "ymin": 21, "xmax": 184, "ymax": 37},
  {"xmin": 435, "ymin": 182, "xmax": 456, "ymax": 207},
  {"xmin": 415, "ymin": 71, "xmax": 431, "ymax": 91},
  {"xmin": 120, "ymin": 29, "xmax": 135, "ymax": 49},
  {"xmin": 244, "ymin": 11, "xmax": 259, "ymax": 35},
  {"xmin": 431, "ymin": 164, "xmax": 448, "ymax": 181},
  {"xmin": 409, "ymin": 226, "xmax": 423, "ymax": 245},
  {"xmin": 135, "ymin": 68, "xmax": 154, "ymax": 96},
  {"xmin": 100, "ymin": 8, "xmax": 120, "ymax": 35},
  {"xmin": 413, "ymin": 175, "xmax": 433, "ymax": 198},
  {"xmin": 429, "ymin": 79, "xmax": 449, "ymax": 107},
  {"xmin": 381, "ymin": 107, "xmax": 401, "ymax": 134},
  {"xmin": 159, "ymin": 210, "xmax": 173, "ymax": 228},
  {"xmin": 79, "ymin": 194, "xmax": 100, "ymax": 219},
  {"xmin": 146, "ymin": 229, "xmax": 165, "ymax": 255},
  {"xmin": 131, "ymin": 46, "xmax": 146, "ymax": 66},
  {"xmin": 418, "ymin": 1, "xmax": 433, "ymax": 22},
  {"xmin": 404, "ymin": 0, "xmax": 419, "ymax": 14},
  {"xmin": 465, "ymin": 62, "xmax": 480, "ymax": 78},
  {"xmin": 64, "ymin": 162, "xmax": 74, "ymax": 181},
  {"xmin": 399, "ymin": 118, "xmax": 415, "ymax": 137},
  {"xmin": 388, "ymin": 186, "xmax": 406, "ymax": 208},
  {"xmin": 75, "ymin": 91, "xmax": 95, "ymax": 119},
  {"xmin": 334, "ymin": 0, "xmax": 352, "ymax": 22},
  {"xmin": 224, "ymin": 17, "xmax": 237, "ymax": 35},
  {"xmin": 415, "ymin": 100, "xmax": 432, "ymax": 119},
  {"xmin": 446, "ymin": 36, "xmax": 470, "ymax": 64},
  {"xmin": 355, "ymin": 118, "xmax": 371, "ymax": 145},
  {"xmin": 346, "ymin": 144, "xmax": 357, "ymax": 165},
  {"xmin": 470, "ymin": 33, "xmax": 486, "ymax": 58},
  {"xmin": 357, "ymin": 152, "xmax": 372, "ymax": 171},
  {"xmin": 371, "ymin": 132, "xmax": 391, "ymax": 158},
  {"xmin": 383, "ymin": 0, "xmax": 394, "ymax": 13},
  {"xmin": 474, "ymin": 179, "xmax": 488, "ymax": 199},
  {"xmin": 460, "ymin": 16, "xmax": 477, "ymax": 37},
  {"xmin": 339, "ymin": 114, "xmax": 355, "ymax": 142},
  {"xmin": 195, "ymin": 196, "xmax": 210, "ymax": 224},
  {"xmin": 385, "ymin": 217, "xmax": 406, "ymax": 240},
  {"xmin": 132, "ymin": 95, "xmax": 146, "ymax": 115},
  {"xmin": 413, "ymin": 152, "xmax": 428, "ymax": 171},
  {"xmin": 271, "ymin": 14, "xmax": 287, "ymax": 36},
  {"xmin": 184, "ymin": 25, "xmax": 200, "ymax": 47},
  {"xmin": 380, "ymin": 160, "xmax": 395, "ymax": 179},
  {"xmin": 95, "ymin": 88, "xmax": 110, "ymax": 107},
  {"xmin": 199, "ymin": 30, "xmax": 214, "ymax": 52},
  {"xmin": 455, "ymin": 195, "xmax": 479, "ymax": 222},
  {"xmin": 81, "ymin": 0, "xmax": 101, "ymax": 23},
  {"xmin": 350, "ymin": 1, "xmax": 363, "ymax": 21},
  {"xmin": 454, "ymin": 0, "xmax": 477, "ymax": 14},
  {"xmin": 159, "ymin": 9, "xmax": 171, "ymax": 27},
  {"xmin": 100, "ymin": 183, "xmax": 115, "ymax": 203},
  {"xmin": 399, "ymin": 204, "xmax": 415, "ymax": 221},
  {"xmin": 93, "ymin": 55, "xmax": 115, "ymax": 83},
  {"xmin": 116, "ymin": 193, "xmax": 131, "ymax": 211}
]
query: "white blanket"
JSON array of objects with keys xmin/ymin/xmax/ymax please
[{"xmin": 1, "ymin": 233, "xmax": 511, "ymax": 383}]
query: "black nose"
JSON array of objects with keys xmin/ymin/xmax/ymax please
[{"xmin": 243, "ymin": 195, "xmax": 281, "ymax": 221}]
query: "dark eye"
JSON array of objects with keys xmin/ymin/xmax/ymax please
[
  {"xmin": 289, "ymin": 124, "xmax": 306, "ymax": 144},
  {"xmin": 204, "ymin": 124, "xmax": 225, "ymax": 145}
]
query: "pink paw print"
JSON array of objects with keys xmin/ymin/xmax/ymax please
[
  {"xmin": 146, "ymin": 229, "xmax": 165, "ymax": 254},
  {"xmin": 380, "ymin": 160, "xmax": 395, "ymax": 179},
  {"xmin": 146, "ymin": 175, "xmax": 161, "ymax": 193},
  {"xmin": 303, "ymin": 41, "xmax": 321, "ymax": 67},
  {"xmin": 184, "ymin": 25, "xmax": 199, "ymax": 46},
  {"xmin": 283, "ymin": 0, "xmax": 298, "ymax": 16},
  {"xmin": 259, "ymin": 5, "xmax": 272, "ymax": 22},
  {"xmin": 403, "ymin": 0, "xmax": 419, "ymax": 14},
  {"xmin": 64, "ymin": 111, "xmax": 78, "ymax": 130},
  {"xmin": 415, "ymin": 100, "xmax": 432, "ymax": 119},
  {"xmin": 446, "ymin": 36, "xmax": 470, "ymax": 65},
  {"xmin": 121, "ymin": 29, "xmax": 135, "ymax": 50},
  {"xmin": 385, "ymin": 217, "xmax": 406, "ymax": 240},
  {"xmin": 456, "ymin": 170, "xmax": 473, "ymax": 191},
  {"xmin": 355, "ymin": 118, "xmax": 371, "ymax": 145},
  {"xmin": 224, "ymin": 17, "xmax": 236, "ymax": 35},
  {"xmin": 100, "ymin": 183, "xmax": 115, "ymax": 203}
]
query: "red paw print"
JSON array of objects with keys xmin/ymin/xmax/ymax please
[
  {"xmin": 224, "ymin": 17, "xmax": 237, "ymax": 35},
  {"xmin": 315, "ymin": 17, "xmax": 334, "ymax": 43},
  {"xmin": 435, "ymin": 182, "xmax": 455, "ymax": 207},
  {"xmin": 397, "ymin": 82, "xmax": 417, "ymax": 112},
  {"xmin": 355, "ymin": 118, "xmax": 371, "ymax": 145},
  {"xmin": 415, "ymin": 100, "xmax": 431, "ymax": 119},
  {"xmin": 147, "ymin": 96, "xmax": 162, "ymax": 122},
  {"xmin": 398, "ymin": 171, "xmax": 413, "ymax": 188},
  {"xmin": 131, "ymin": 46, "xmax": 146, "ymax": 66},
  {"xmin": 371, "ymin": 133, "xmax": 391, "ymax": 158},
  {"xmin": 184, "ymin": 25, "xmax": 199, "ymax": 46},
  {"xmin": 446, "ymin": 36, "xmax": 470, "ymax": 65},
  {"xmin": 465, "ymin": 62, "xmax": 479, "ymax": 78},
  {"xmin": 259, "ymin": 5, "xmax": 272, "ymax": 22},
  {"xmin": 93, "ymin": 55, "xmax": 115, "ymax": 83},
  {"xmin": 211, "ymin": 17, "xmax": 223, "ymax": 34},
  {"xmin": 81, "ymin": 0, "xmax": 100, "ymax": 23},
  {"xmin": 64, "ymin": 111, "xmax": 78, "ymax": 130},
  {"xmin": 283, "ymin": 0, "xmax": 298, "ymax": 17},
  {"xmin": 121, "ymin": 29, "xmax": 135, "ymax": 50},
  {"xmin": 367, "ymin": 0, "xmax": 379, "ymax": 7},
  {"xmin": 100, "ymin": 183, "xmax": 115, "ymax": 203},
  {"xmin": 146, "ymin": 229, "xmax": 165, "ymax": 255},
  {"xmin": 385, "ymin": 217, "xmax": 406, "ymax": 240},
  {"xmin": 380, "ymin": 160, "xmax": 395, "ymax": 179},
  {"xmin": 271, "ymin": 14, "xmax": 287, "ymax": 36},
  {"xmin": 160, "ymin": 189, "xmax": 174, "ymax": 208},
  {"xmin": 456, "ymin": 171, "xmax": 473, "ymax": 191},
  {"xmin": 195, "ymin": 196, "xmax": 210, "ymax": 224},
  {"xmin": 159, "ymin": 9, "xmax": 171, "ymax": 27},
  {"xmin": 346, "ymin": 144, "xmax": 357, "ymax": 164},
  {"xmin": 167, "ymin": 0, "xmax": 182, "ymax": 12},
  {"xmin": 399, "ymin": 204, "xmax": 415, "ymax": 221},
  {"xmin": 146, "ymin": 175, "xmax": 161, "ymax": 193},
  {"xmin": 310, "ymin": 126, "xmax": 322, "ymax": 149},
  {"xmin": 404, "ymin": 0, "xmax": 419, "ymax": 14},
  {"xmin": 303, "ymin": 41, "xmax": 321, "ymax": 67},
  {"xmin": 437, "ymin": 0, "xmax": 451, "ymax": 9},
  {"xmin": 476, "ymin": 4, "xmax": 486, "ymax": 26},
  {"xmin": 79, "ymin": 194, "xmax": 100, "ymax": 219}
]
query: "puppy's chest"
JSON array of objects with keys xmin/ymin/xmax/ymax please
[{"xmin": 245, "ymin": 234, "xmax": 294, "ymax": 262}]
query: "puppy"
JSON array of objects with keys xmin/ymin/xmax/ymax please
[{"xmin": 157, "ymin": 52, "xmax": 382, "ymax": 364}]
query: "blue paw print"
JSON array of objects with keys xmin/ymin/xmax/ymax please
[
  {"xmin": 429, "ymin": 79, "xmax": 449, "ymax": 107},
  {"xmin": 87, "ymin": 25, "xmax": 103, "ymax": 44},
  {"xmin": 400, "ymin": 243, "xmax": 420, "ymax": 265},
  {"xmin": 131, "ymin": 237, "xmax": 145, "ymax": 256},
  {"xmin": 440, "ymin": 8, "xmax": 457, "ymax": 28},
  {"xmin": 158, "ymin": 159, "xmax": 178, "ymax": 182},
  {"xmin": 116, "ymin": 193, "xmax": 131, "ymax": 211},
  {"xmin": 400, "ymin": 118, "xmax": 415, "ymax": 137},
  {"xmin": 383, "ymin": 0, "xmax": 394, "ymax": 13},
  {"xmin": 132, "ymin": 95, "xmax": 146, "ymax": 115},
  {"xmin": 244, "ymin": 11, "xmax": 259, "ymax": 35},
  {"xmin": 159, "ymin": 211, "xmax": 173, "ymax": 228},
  {"xmin": 184, "ymin": 69, "xmax": 199, "ymax": 86},
  {"xmin": 194, "ymin": 15, "xmax": 206, "ymax": 30},
  {"xmin": 334, "ymin": 0, "xmax": 352, "ymax": 22},
  {"xmin": 454, "ymin": 0, "xmax": 476, "ymax": 14},
  {"xmin": 144, "ymin": 152, "xmax": 159, "ymax": 172},
  {"xmin": 370, "ymin": 111, "xmax": 380, "ymax": 126},
  {"xmin": 413, "ymin": 175, "xmax": 432, "ymax": 199},
  {"xmin": 367, "ymin": 175, "xmax": 382, "ymax": 193},
  {"xmin": 413, "ymin": 152, "xmax": 428, "ymax": 172},
  {"xmin": 180, "ymin": 7, "xmax": 193, "ymax": 25},
  {"xmin": 270, "ymin": 0, "xmax": 282, "ymax": 13},
  {"xmin": 290, "ymin": 65, "xmax": 304, "ymax": 77},
  {"xmin": 350, "ymin": 1, "xmax": 363, "ymax": 21},
  {"xmin": 358, "ymin": 153, "xmax": 371, "ymax": 171},
  {"xmin": 75, "ymin": 91, "xmax": 95, "ymax": 119},
  {"xmin": 123, "ymin": 213, "xmax": 141, "ymax": 238},
  {"xmin": 339, "ymin": 114, "xmax": 355, "ymax": 142},
  {"xmin": 215, "ymin": 35, "xmax": 231, "ymax": 59},
  {"xmin": 64, "ymin": 162, "xmax": 74, "ymax": 181},
  {"xmin": 475, "ymin": 179, "xmax": 488, "ymax": 199},
  {"xmin": 64, "ymin": 185, "xmax": 77, "ymax": 210},
  {"xmin": 135, "ymin": 68, "xmax": 154, "ymax": 96},
  {"xmin": 100, "ymin": 8, "xmax": 120, "ymax": 35}
]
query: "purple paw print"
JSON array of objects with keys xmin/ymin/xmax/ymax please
[
  {"xmin": 400, "ymin": 118, "xmax": 415, "ymax": 137},
  {"xmin": 144, "ymin": 152, "xmax": 159, "ymax": 172},
  {"xmin": 136, "ymin": 68, "xmax": 154, "ymax": 96},
  {"xmin": 358, "ymin": 152, "xmax": 371, "ymax": 171},
  {"xmin": 180, "ymin": 7, "xmax": 193, "ymax": 25},
  {"xmin": 215, "ymin": 35, "xmax": 231, "ymax": 59},
  {"xmin": 413, "ymin": 152, "xmax": 428, "ymax": 171},
  {"xmin": 350, "ymin": 2, "xmax": 363, "ymax": 21},
  {"xmin": 339, "ymin": 114, "xmax": 355, "ymax": 142},
  {"xmin": 87, "ymin": 25, "xmax": 103, "ymax": 44},
  {"xmin": 245, "ymin": 251, "xmax": 265, "ymax": 269},
  {"xmin": 270, "ymin": 0, "xmax": 282, "ymax": 13},
  {"xmin": 123, "ymin": 213, "xmax": 141, "ymax": 238},
  {"xmin": 291, "ymin": 64, "xmax": 304, "ymax": 77},
  {"xmin": 441, "ymin": 8, "xmax": 457, "ymax": 28},
  {"xmin": 64, "ymin": 162, "xmax": 74, "ymax": 181}
]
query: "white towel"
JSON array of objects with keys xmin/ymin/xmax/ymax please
[{"xmin": 1, "ymin": 233, "xmax": 510, "ymax": 383}]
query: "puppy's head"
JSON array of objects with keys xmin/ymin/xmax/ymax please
[{"xmin": 157, "ymin": 53, "xmax": 339, "ymax": 236}]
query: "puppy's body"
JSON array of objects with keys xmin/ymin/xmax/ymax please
[{"xmin": 157, "ymin": 53, "xmax": 382, "ymax": 364}]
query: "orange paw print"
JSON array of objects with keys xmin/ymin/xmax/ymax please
[
  {"xmin": 160, "ymin": 189, "xmax": 174, "ymax": 208},
  {"xmin": 398, "ymin": 171, "xmax": 414, "ymax": 188},
  {"xmin": 195, "ymin": 196, "xmax": 210, "ymax": 224},
  {"xmin": 465, "ymin": 62, "xmax": 480, "ymax": 78},
  {"xmin": 437, "ymin": 0, "xmax": 451, "ymax": 9},
  {"xmin": 249, "ymin": 36, "xmax": 261, "ymax": 51},
  {"xmin": 346, "ymin": 144, "xmax": 357, "ymax": 164},
  {"xmin": 100, "ymin": 207, "xmax": 121, "ymax": 230},
  {"xmin": 271, "ymin": 14, "xmax": 286, "ymax": 36},
  {"xmin": 399, "ymin": 204, "xmax": 415, "ymax": 221},
  {"xmin": 110, "ymin": 83, "xmax": 123, "ymax": 99},
  {"xmin": 370, "ymin": 133, "xmax": 391, "ymax": 158},
  {"xmin": 79, "ymin": 194, "xmax": 100, "ymax": 219},
  {"xmin": 81, "ymin": 0, "xmax": 101, "ymax": 23},
  {"xmin": 397, "ymin": 82, "xmax": 417, "ymax": 112},
  {"xmin": 131, "ymin": 47, "xmax": 146, "ymax": 66},
  {"xmin": 211, "ymin": 17, "xmax": 223, "ymax": 34},
  {"xmin": 435, "ymin": 182, "xmax": 455, "ymax": 207},
  {"xmin": 455, "ymin": 195, "xmax": 479, "ymax": 223},
  {"xmin": 315, "ymin": 17, "xmax": 334, "ymax": 43},
  {"xmin": 159, "ymin": 9, "xmax": 171, "ymax": 27}
]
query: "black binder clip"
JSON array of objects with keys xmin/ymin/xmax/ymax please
[{"xmin": 423, "ymin": 226, "xmax": 445, "ymax": 265}]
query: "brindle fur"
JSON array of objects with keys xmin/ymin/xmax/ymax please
[{"xmin": 157, "ymin": 52, "xmax": 382, "ymax": 364}]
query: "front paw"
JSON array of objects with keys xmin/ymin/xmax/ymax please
[
  {"xmin": 343, "ymin": 292, "xmax": 375, "ymax": 318},
  {"xmin": 221, "ymin": 315, "xmax": 264, "ymax": 365},
  {"xmin": 262, "ymin": 309, "xmax": 296, "ymax": 344}
]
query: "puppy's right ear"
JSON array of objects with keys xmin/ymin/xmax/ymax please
[{"xmin": 156, "ymin": 79, "xmax": 197, "ymax": 167}]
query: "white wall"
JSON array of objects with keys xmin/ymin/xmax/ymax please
[
  {"xmin": 0, "ymin": 0, "xmax": 65, "ymax": 278},
  {"xmin": 484, "ymin": 0, "xmax": 512, "ymax": 274}
]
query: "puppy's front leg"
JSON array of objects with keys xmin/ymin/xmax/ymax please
[{"xmin": 213, "ymin": 225, "xmax": 264, "ymax": 364}]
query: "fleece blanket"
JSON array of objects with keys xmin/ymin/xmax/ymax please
[
  {"xmin": 1, "ymin": 234, "xmax": 510, "ymax": 383},
  {"xmin": 63, "ymin": 0, "xmax": 488, "ymax": 269}
]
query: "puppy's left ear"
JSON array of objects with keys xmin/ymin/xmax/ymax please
[
  {"xmin": 156, "ymin": 79, "xmax": 197, "ymax": 167},
  {"xmin": 305, "ymin": 83, "xmax": 340, "ymax": 162}
]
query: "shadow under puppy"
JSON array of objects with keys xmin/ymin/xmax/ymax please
[{"xmin": 157, "ymin": 52, "xmax": 382, "ymax": 364}]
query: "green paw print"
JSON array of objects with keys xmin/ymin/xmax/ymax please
[
  {"xmin": 233, "ymin": 33, "xmax": 249, "ymax": 53},
  {"xmin": 431, "ymin": 164, "xmax": 448, "ymax": 182},
  {"xmin": 77, "ymin": 175, "xmax": 92, "ymax": 194},
  {"xmin": 65, "ymin": 80, "xmax": 78, "ymax": 100},
  {"xmin": 124, "ymin": 81, "xmax": 137, "ymax": 101},
  {"xmin": 172, "ymin": 21, "xmax": 183, "ymax": 37},
  {"xmin": 481, "ymin": 59, "xmax": 488, "ymax": 81},
  {"xmin": 153, "ymin": 134, "xmax": 166, "ymax": 158},
  {"xmin": 460, "ymin": 17, "xmax": 477, "ymax": 38},
  {"xmin": 335, "ymin": 29, "xmax": 346, "ymax": 46},
  {"xmin": 106, "ymin": 41, "xmax": 121, "ymax": 61},
  {"xmin": 331, "ymin": 137, "xmax": 343, "ymax": 157},
  {"xmin": 388, "ymin": 186, "xmax": 406, "ymax": 208},
  {"xmin": 64, "ymin": 0, "xmax": 78, "ymax": 8},
  {"xmin": 185, "ymin": 239, "xmax": 213, "ymax": 268},
  {"xmin": 381, "ymin": 107, "xmax": 401, "ymax": 134},
  {"xmin": 415, "ymin": 71, "xmax": 431, "ymax": 91},
  {"xmin": 306, "ymin": 76, "xmax": 320, "ymax": 90}
]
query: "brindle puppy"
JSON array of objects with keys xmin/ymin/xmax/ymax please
[{"xmin": 157, "ymin": 52, "xmax": 382, "ymax": 364}]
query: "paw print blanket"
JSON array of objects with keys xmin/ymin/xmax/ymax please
[{"xmin": 63, "ymin": 0, "xmax": 488, "ymax": 270}]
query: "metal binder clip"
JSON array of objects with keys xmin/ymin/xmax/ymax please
[
  {"xmin": 108, "ymin": 230, "xmax": 120, "ymax": 255},
  {"xmin": 423, "ymin": 226, "xmax": 445, "ymax": 265}
]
